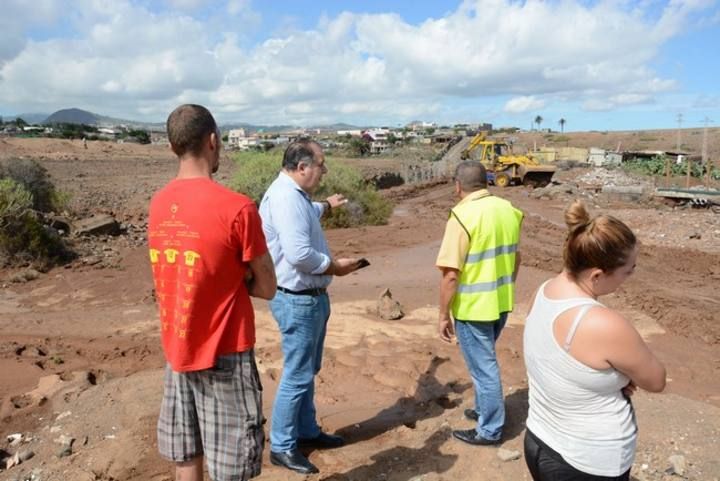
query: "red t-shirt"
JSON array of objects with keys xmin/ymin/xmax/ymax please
[{"xmin": 148, "ymin": 178, "xmax": 267, "ymax": 372}]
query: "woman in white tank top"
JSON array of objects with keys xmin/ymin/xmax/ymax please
[{"xmin": 523, "ymin": 201, "xmax": 666, "ymax": 481}]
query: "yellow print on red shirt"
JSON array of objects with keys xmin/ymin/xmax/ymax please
[{"xmin": 150, "ymin": 246, "xmax": 203, "ymax": 342}]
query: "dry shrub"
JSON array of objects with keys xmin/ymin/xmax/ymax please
[{"xmin": 0, "ymin": 176, "xmax": 72, "ymax": 268}]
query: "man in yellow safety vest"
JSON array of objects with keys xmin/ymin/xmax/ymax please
[{"xmin": 436, "ymin": 160, "xmax": 523, "ymax": 446}]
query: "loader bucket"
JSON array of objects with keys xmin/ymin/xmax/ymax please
[{"xmin": 522, "ymin": 170, "xmax": 555, "ymax": 187}]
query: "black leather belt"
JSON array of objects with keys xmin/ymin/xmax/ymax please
[{"xmin": 277, "ymin": 286, "xmax": 327, "ymax": 296}]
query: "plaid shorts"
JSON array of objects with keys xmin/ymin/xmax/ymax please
[{"xmin": 157, "ymin": 350, "xmax": 264, "ymax": 481}]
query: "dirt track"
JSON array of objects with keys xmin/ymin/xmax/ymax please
[{"xmin": 0, "ymin": 138, "xmax": 719, "ymax": 481}]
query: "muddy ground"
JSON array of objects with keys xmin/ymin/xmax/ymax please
[{"xmin": 0, "ymin": 138, "xmax": 719, "ymax": 481}]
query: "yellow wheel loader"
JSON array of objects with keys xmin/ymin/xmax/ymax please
[{"xmin": 460, "ymin": 133, "xmax": 556, "ymax": 187}]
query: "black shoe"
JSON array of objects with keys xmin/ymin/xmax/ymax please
[
  {"xmin": 298, "ymin": 432, "xmax": 345, "ymax": 449},
  {"xmin": 464, "ymin": 409, "xmax": 479, "ymax": 421},
  {"xmin": 452, "ymin": 428, "xmax": 501, "ymax": 446},
  {"xmin": 270, "ymin": 449, "xmax": 319, "ymax": 474}
]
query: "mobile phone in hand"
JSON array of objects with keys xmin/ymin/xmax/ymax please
[{"xmin": 357, "ymin": 258, "xmax": 370, "ymax": 269}]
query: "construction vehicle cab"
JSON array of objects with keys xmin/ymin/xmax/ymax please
[{"xmin": 460, "ymin": 133, "xmax": 556, "ymax": 187}]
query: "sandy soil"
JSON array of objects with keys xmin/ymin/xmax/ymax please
[{"xmin": 0, "ymin": 137, "xmax": 719, "ymax": 481}]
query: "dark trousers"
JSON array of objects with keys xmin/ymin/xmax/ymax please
[{"xmin": 524, "ymin": 429, "xmax": 630, "ymax": 481}]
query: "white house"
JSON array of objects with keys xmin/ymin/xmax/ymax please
[
  {"xmin": 228, "ymin": 128, "xmax": 247, "ymax": 148},
  {"xmin": 363, "ymin": 128, "xmax": 392, "ymax": 154},
  {"xmin": 337, "ymin": 129, "xmax": 363, "ymax": 137}
]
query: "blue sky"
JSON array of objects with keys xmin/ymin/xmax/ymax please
[{"xmin": 1, "ymin": 0, "xmax": 718, "ymax": 131}]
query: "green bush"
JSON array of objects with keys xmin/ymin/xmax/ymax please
[
  {"xmin": 230, "ymin": 151, "xmax": 282, "ymax": 204},
  {"xmin": 230, "ymin": 151, "xmax": 393, "ymax": 228},
  {"xmin": 622, "ymin": 155, "xmax": 719, "ymax": 179},
  {"xmin": 123, "ymin": 129, "xmax": 151, "ymax": 144},
  {"xmin": 0, "ymin": 178, "xmax": 71, "ymax": 267},
  {"xmin": 0, "ymin": 158, "xmax": 68, "ymax": 213}
]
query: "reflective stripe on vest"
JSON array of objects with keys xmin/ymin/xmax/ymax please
[
  {"xmin": 451, "ymin": 195, "xmax": 522, "ymax": 321},
  {"xmin": 465, "ymin": 244, "xmax": 518, "ymax": 264},
  {"xmin": 456, "ymin": 274, "xmax": 514, "ymax": 293}
]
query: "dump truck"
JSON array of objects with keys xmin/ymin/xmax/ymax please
[{"xmin": 460, "ymin": 133, "xmax": 556, "ymax": 187}]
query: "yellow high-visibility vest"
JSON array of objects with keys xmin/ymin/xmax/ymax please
[{"xmin": 451, "ymin": 194, "xmax": 523, "ymax": 321}]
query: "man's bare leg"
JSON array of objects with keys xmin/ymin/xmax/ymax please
[{"xmin": 176, "ymin": 456, "xmax": 203, "ymax": 481}]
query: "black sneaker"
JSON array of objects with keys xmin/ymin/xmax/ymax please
[{"xmin": 464, "ymin": 408, "xmax": 479, "ymax": 421}]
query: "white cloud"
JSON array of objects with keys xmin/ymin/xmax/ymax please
[
  {"xmin": 0, "ymin": 0, "xmax": 61, "ymax": 64},
  {"xmin": 504, "ymin": 96, "xmax": 546, "ymax": 114},
  {"xmin": 164, "ymin": 0, "xmax": 208, "ymax": 9},
  {"xmin": 0, "ymin": 0, "xmax": 714, "ymax": 124}
]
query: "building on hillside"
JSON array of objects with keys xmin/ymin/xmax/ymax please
[
  {"xmin": 228, "ymin": 128, "xmax": 247, "ymax": 147},
  {"xmin": 362, "ymin": 128, "xmax": 392, "ymax": 154},
  {"xmin": 337, "ymin": 129, "xmax": 363, "ymax": 137},
  {"xmin": 151, "ymin": 132, "xmax": 169, "ymax": 145},
  {"xmin": 235, "ymin": 137, "xmax": 259, "ymax": 150},
  {"xmin": 96, "ymin": 127, "xmax": 118, "ymax": 140},
  {"xmin": 22, "ymin": 126, "xmax": 52, "ymax": 133},
  {"xmin": 407, "ymin": 121, "xmax": 437, "ymax": 132},
  {"xmin": 588, "ymin": 148, "xmax": 622, "ymax": 167}
]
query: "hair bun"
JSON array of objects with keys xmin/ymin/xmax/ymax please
[{"xmin": 565, "ymin": 200, "xmax": 591, "ymax": 232}]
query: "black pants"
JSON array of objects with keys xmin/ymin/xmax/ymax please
[{"xmin": 524, "ymin": 429, "xmax": 630, "ymax": 481}]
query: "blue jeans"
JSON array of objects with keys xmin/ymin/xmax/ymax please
[
  {"xmin": 455, "ymin": 312, "xmax": 507, "ymax": 441},
  {"xmin": 269, "ymin": 290, "xmax": 330, "ymax": 451}
]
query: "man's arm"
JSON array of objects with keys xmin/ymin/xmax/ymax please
[
  {"xmin": 315, "ymin": 193, "xmax": 348, "ymax": 218},
  {"xmin": 247, "ymin": 252, "xmax": 277, "ymax": 299},
  {"xmin": 436, "ymin": 213, "xmax": 468, "ymax": 343},
  {"xmin": 512, "ymin": 251, "xmax": 521, "ymax": 282},
  {"xmin": 270, "ymin": 193, "xmax": 332, "ymax": 274},
  {"xmin": 512, "ymin": 211, "xmax": 524, "ymax": 282},
  {"xmin": 438, "ymin": 267, "xmax": 459, "ymax": 342},
  {"xmin": 323, "ymin": 257, "xmax": 363, "ymax": 276}
]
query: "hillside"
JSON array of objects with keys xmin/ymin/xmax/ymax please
[{"xmin": 44, "ymin": 108, "xmax": 100, "ymax": 125}]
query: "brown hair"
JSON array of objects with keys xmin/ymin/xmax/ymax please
[
  {"xmin": 166, "ymin": 104, "xmax": 217, "ymax": 157},
  {"xmin": 563, "ymin": 200, "xmax": 636, "ymax": 277}
]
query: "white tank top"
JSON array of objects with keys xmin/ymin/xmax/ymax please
[{"xmin": 524, "ymin": 281, "xmax": 637, "ymax": 476}]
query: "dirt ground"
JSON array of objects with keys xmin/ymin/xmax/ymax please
[{"xmin": 0, "ymin": 137, "xmax": 719, "ymax": 481}]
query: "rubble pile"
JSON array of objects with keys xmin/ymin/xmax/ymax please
[{"xmin": 577, "ymin": 168, "xmax": 654, "ymax": 189}]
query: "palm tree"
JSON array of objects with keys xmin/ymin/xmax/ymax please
[
  {"xmin": 559, "ymin": 118, "xmax": 566, "ymax": 133},
  {"xmin": 534, "ymin": 115, "xmax": 543, "ymax": 131}
]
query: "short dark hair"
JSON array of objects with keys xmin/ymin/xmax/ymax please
[
  {"xmin": 454, "ymin": 161, "xmax": 487, "ymax": 190},
  {"xmin": 166, "ymin": 104, "xmax": 217, "ymax": 157},
  {"xmin": 282, "ymin": 138, "xmax": 320, "ymax": 171}
]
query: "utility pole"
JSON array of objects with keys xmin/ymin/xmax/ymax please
[
  {"xmin": 701, "ymin": 116, "xmax": 713, "ymax": 186},
  {"xmin": 676, "ymin": 113, "xmax": 683, "ymax": 152}
]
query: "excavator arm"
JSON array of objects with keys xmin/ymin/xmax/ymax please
[{"xmin": 460, "ymin": 131, "xmax": 487, "ymax": 160}]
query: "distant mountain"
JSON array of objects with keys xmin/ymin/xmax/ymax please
[
  {"xmin": 13, "ymin": 113, "xmax": 50, "ymax": 124},
  {"xmin": 218, "ymin": 122, "xmax": 363, "ymax": 133},
  {"xmin": 314, "ymin": 123, "xmax": 362, "ymax": 131},
  {"xmin": 220, "ymin": 122, "xmax": 297, "ymax": 133},
  {"xmin": 42, "ymin": 108, "xmax": 165, "ymax": 130},
  {"xmin": 36, "ymin": 108, "xmax": 361, "ymax": 132},
  {"xmin": 44, "ymin": 108, "xmax": 100, "ymax": 125}
]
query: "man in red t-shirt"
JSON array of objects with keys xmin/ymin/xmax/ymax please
[{"xmin": 148, "ymin": 104, "xmax": 276, "ymax": 481}]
